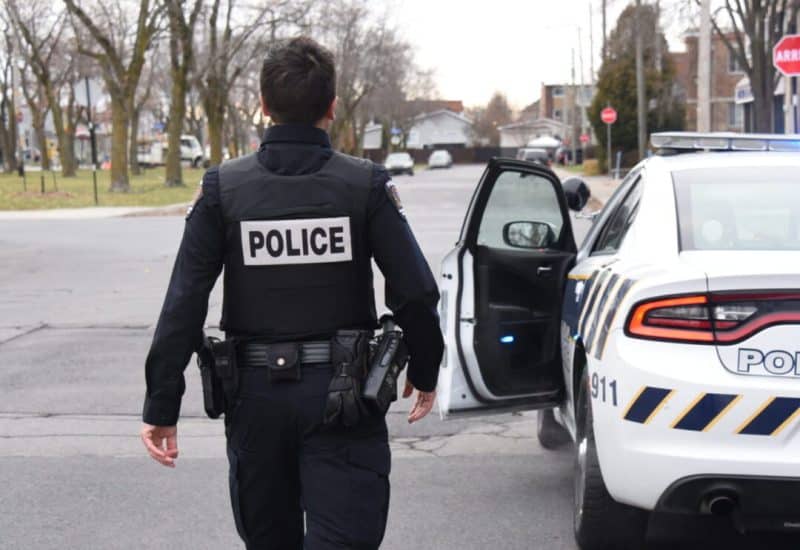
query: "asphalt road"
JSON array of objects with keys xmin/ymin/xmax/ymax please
[{"xmin": 1, "ymin": 164, "xmax": 795, "ymax": 549}]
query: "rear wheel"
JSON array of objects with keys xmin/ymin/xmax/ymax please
[
  {"xmin": 574, "ymin": 369, "xmax": 648, "ymax": 550},
  {"xmin": 537, "ymin": 408, "xmax": 571, "ymax": 450}
]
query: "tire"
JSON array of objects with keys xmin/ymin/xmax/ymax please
[
  {"xmin": 537, "ymin": 408, "xmax": 571, "ymax": 450},
  {"xmin": 192, "ymin": 157, "xmax": 201, "ymax": 168},
  {"xmin": 408, "ymin": 169, "xmax": 414, "ymax": 176},
  {"xmin": 574, "ymin": 370, "xmax": 648, "ymax": 550}
]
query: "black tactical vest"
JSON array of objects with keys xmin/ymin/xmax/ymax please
[{"xmin": 217, "ymin": 151, "xmax": 377, "ymax": 340}]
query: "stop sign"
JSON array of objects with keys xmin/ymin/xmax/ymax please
[
  {"xmin": 601, "ymin": 107, "xmax": 617, "ymax": 125},
  {"xmin": 774, "ymin": 34, "xmax": 800, "ymax": 76}
]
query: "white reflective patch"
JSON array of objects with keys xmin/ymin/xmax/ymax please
[{"xmin": 240, "ymin": 217, "xmax": 353, "ymax": 266}]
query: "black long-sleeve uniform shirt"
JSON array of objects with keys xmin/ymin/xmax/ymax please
[{"xmin": 143, "ymin": 124, "xmax": 444, "ymax": 426}]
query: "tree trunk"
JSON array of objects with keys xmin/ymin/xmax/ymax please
[
  {"xmin": 165, "ymin": 70, "xmax": 187, "ymax": 187},
  {"xmin": 109, "ymin": 96, "xmax": 130, "ymax": 192},
  {"xmin": 33, "ymin": 116, "xmax": 50, "ymax": 171},
  {"xmin": 206, "ymin": 92, "xmax": 225, "ymax": 166},
  {"xmin": 0, "ymin": 99, "xmax": 15, "ymax": 173},
  {"xmin": 129, "ymin": 103, "xmax": 142, "ymax": 176},
  {"xmin": 48, "ymin": 99, "xmax": 77, "ymax": 177}
]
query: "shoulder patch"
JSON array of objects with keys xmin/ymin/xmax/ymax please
[
  {"xmin": 185, "ymin": 181, "xmax": 204, "ymax": 220},
  {"xmin": 385, "ymin": 180, "xmax": 405, "ymax": 219}
]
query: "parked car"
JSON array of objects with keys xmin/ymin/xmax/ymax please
[
  {"xmin": 139, "ymin": 135, "xmax": 206, "ymax": 168},
  {"xmin": 21, "ymin": 147, "xmax": 41, "ymax": 163},
  {"xmin": 428, "ymin": 149, "xmax": 453, "ymax": 169},
  {"xmin": 385, "ymin": 152, "xmax": 415, "ymax": 176},
  {"xmin": 516, "ymin": 147, "xmax": 551, "ymax": 167}
]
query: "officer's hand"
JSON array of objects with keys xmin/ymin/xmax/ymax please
[
  {"xmin": 140, "ymin": 423, "xmax": 179, "ymax": 468},
  {"xmin": 403, "ymin": 380, "xmax": 436, "ymax": 423}
]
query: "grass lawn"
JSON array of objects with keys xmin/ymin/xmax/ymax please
[
  {"xmin": 560, "ymin": 164, "xmax": 584, "ymax": 174},
  {"xmin": 0, "ymin": 166, "xmax": 206, "ymax": 210}
]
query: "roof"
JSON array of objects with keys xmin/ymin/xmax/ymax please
[
  {"xmin": 497, "ymin": 117, "xmax": 562, "ymax": 131},
  {"xmin": 405, "ymin": 99, "xmax": 464, "ymax": 114},
  {"xmin": 413, "ymin": 109, "xmax": 473, "ymax": 125}
]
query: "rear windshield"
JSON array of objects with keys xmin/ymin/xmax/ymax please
[{"xmin": 673, "ymin": 166, "xmax": 800, "ymax": 251}]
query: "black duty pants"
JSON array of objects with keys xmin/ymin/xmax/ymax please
[{"xmin": 225, "ymin": 365, "xmax": 391, "ymax": 550}]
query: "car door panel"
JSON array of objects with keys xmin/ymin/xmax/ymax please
[
  {"xmin": 439, "ymin": 158, "xmax": 578, "ymax": 416},
  {"xmin": 474, "ymin": 246, "xmax": 574, "ymax": 396}
]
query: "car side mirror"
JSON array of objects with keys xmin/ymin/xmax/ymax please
[
  {"xmin": 503, "ymin": 221, "xmax": 556, "ymax": 249},
  {"xmin": 562, "ymin": 177, "xmax": 591, "ymax": 211}
]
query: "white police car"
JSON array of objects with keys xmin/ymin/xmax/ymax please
[{"xmin": 437, "ymin": 133, "xmax": 800, "ymax": 549}]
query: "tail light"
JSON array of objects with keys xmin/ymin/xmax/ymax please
[{"xmin": 626, "ymin": 292, "xmax": 800, "ymax": 344}]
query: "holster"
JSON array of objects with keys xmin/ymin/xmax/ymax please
[
  {"xmin": 196, "ymin": 336, "xmax": 239, "ymax": 419},
  {"xmin": 323, "ymin": 330, "xmax": 372, "ymax": 428}
]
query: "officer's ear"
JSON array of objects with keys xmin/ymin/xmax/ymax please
[{"xmin": 324, "ymin": 97, "xmax": 337, "ymax": 122}]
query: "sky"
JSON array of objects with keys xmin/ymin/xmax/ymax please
[{"xmin": 382, "ymin": 0, "xmax": 688, "ymax": 110}]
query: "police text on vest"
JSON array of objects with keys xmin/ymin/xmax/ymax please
[{"xmin": 241, "ymin": 217, "xmax": 353, "ymax": 265}]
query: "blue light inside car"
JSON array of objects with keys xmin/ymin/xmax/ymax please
[{"xmin": 500, "ymin": 335, "xmax": 515, "ymax": 344}]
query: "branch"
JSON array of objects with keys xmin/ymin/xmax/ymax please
[{"xmin": 63, "ymin": 0, "xmax": 125, "ymax": 79}]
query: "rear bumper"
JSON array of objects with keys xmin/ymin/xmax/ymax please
[
  {"xmin": 658, "ymin": 475, "xmax": 800, "ymax": 532},
  {"xmin": 589, "ymin": 330, "xmax": 800, "ymax": 513}
]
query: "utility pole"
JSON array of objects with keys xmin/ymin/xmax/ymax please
[
  {"xmin": 602, "ymin": 0, "xmax": 607, "ymax": 62},
  {"xmin": 698, "ymin": 0, "xmax": 711, "ymax": 132},
  {"xmin": 635, "ymin": 0, "xmax": 647, "ymax": 158},
  {"xmin": 784, "ymin": 15, "xmax": 794, "ymax": 134},
  {"xmin": 589, "ymin": 1, "xmax": 595, "ymax": 83},
  {"xmin": 571, "ymin": 47, "xmax": 577, "ymax": 165},
  {"xmin": 579, "ymin": 26, "xmax": 588, "ymax": 154},
  {"xmin": 794, "ymin": 11, "xmax": 800, "ymax": 134}
]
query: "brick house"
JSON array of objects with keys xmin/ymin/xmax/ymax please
[{"xmin": 672, "ymin": 32, "xmax": 746, "ymax": 132}]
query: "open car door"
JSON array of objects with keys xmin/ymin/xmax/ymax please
[{"xmin": 439, "ymin": 158, "xmax": 578, "ymax": 416}]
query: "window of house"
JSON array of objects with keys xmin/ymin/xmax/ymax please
[
  {"xmin": 728, "ymin": 103, "xmax": 742, "ymax": 127},
  {"xmin": 728, "ymin": 51, "xmax": 742, "ymax": 73},
  {"xmin": 554, "ymin": 109, "xmax": 562, "ymax": 120},
  {"xmin": 552, "ymin": 86, "xmax": 564, "ymax": 97}
]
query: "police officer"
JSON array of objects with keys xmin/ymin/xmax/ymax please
[{"xmin": 140, "ymin": 36, "xmax": 444, "ymax": 549}]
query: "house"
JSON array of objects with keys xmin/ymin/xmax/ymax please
[
  {"xmin": 498, "ymin": 83, "xmax": 595, "ymax": 153},
  {"xmin": 362, "ymin": 122, "xmax": 383, "ymax": 150},
  {"xmin": 497, "ymin": 118, "xmax": 564, "ymax": 149},
  {"xmin": 672, "ymin": 32, "xmax": 746, "ymax": 132},
  {"xmin": 406, "ymin": 109, "xmax": 473, "ymax": 149}
]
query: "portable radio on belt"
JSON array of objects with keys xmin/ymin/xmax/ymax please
[{"xmin": 363, "ymin": 315, "xmax": 409, "ymax": 415}]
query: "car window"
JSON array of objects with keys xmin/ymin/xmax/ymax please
[
  {"xmin": 673, "ymin": 166, "xmax": 800, "ymax": 251},
  {"xmin": 477, "ymin": 170, "xmax": 564, "ymax": 250},
  {"xmin": 591, "ymin": 177, "xmax": 642, "ymax": 255}
]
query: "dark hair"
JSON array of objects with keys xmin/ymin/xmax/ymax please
[{"xmin": 260, "ymin": 37, "xmax": 336, "ymax": 125}]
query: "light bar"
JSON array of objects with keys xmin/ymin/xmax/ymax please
[{"xmin": 651, "ymin": 132, "xmax": 800, "ymax": 153}]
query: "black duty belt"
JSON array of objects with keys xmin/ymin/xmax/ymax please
[{"xmin": 238, "ymin": 341, "xmax": 331, "ymax": 367}]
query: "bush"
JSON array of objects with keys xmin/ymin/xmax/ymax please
[{"xmin": 583, "ymin": 159, "xmax": 601, "ymax": 176}]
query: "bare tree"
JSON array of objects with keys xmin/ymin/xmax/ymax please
[
  {"xmin": 0, "ymin": 24, "xmax": 19, "ymax": 172},
  {"xmin": 700, "ymin": 0, "xmax": 800, "ymax": 132},
  {"xmin": 322, "ymin": 0, "xmax": 413, "ymax": 154},
  {"xmin": 164, "ymin": 0, "xmax": 203, "ymax": 186},
  {"xmin": 64, "ymin": 0, "xmax": 164, "ymax": 191},
  {"xmin": 7, "ymin": 0, "xmax": 79, "ymax": 176},
  {"xmin": 18, "ymin": 63, "xmax": 51, "ymax": 171},
  {"xmin": 195, "ymin": 0, "xmax": 312, "ymax": 166},
  {"xmin": 129, "ymin": 51, "xmax": 161, "ymax": 175}
]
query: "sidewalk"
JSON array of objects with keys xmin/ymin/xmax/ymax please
[
  {"xmin": 0, "ymin": 202, "xmax": 189, "ymax": 220},
  {"xmin": 553, "ymin": 167, "xmax": 620, "ymax": 210}
]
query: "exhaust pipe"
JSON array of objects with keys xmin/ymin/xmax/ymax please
[{"xmin": 705, "ymin": 492, "xmax": 738, "ymax": 516}]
